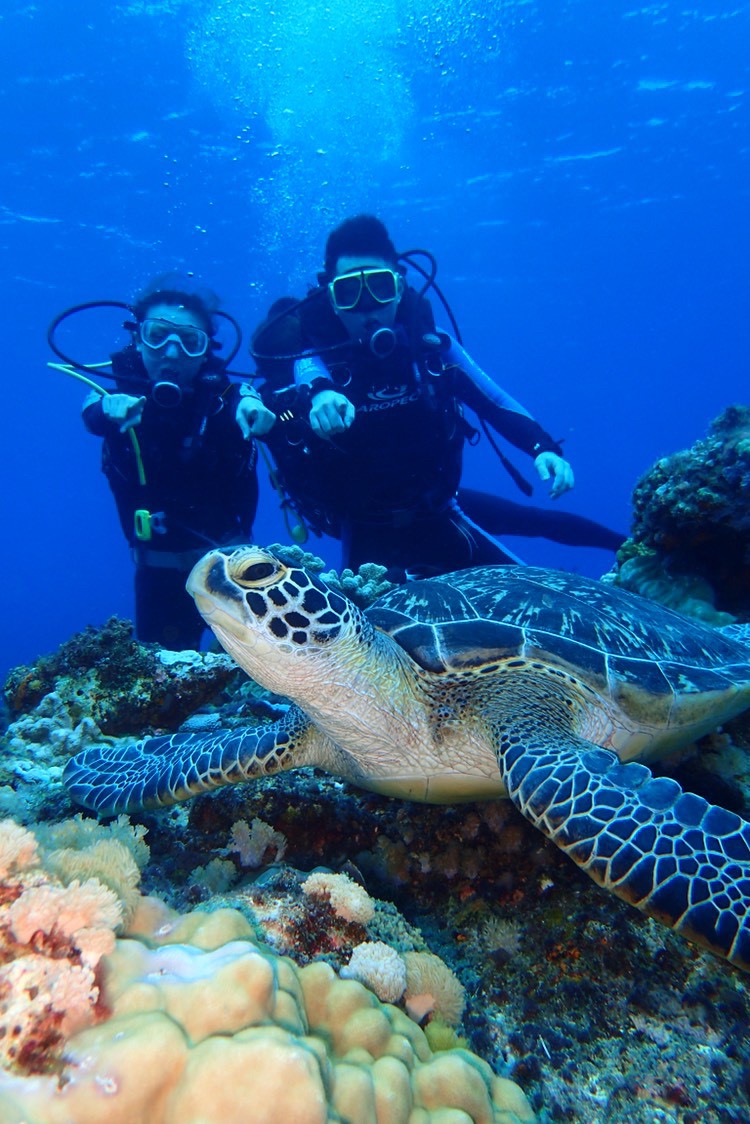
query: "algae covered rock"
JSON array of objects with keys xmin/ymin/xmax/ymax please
[
  {"xmin": 3, "ymin": 617, "xmax": 238, "ymax": 735},
  {"xmin": 611, "ymin": 406, "xmax": 750, "ymax": 621}
]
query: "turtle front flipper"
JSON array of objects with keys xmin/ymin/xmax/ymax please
[
  {"xmin": 497, "ymin": 732, "xmax": 750, "ymax": 971},
  {"xmin": 64, "ymin": 707, "xmax": 312, "ymax": 816}
]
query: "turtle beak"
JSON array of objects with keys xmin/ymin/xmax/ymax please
[{"xmin": 187, "ymin": 550, "xmax": 246, "ymax": 625}]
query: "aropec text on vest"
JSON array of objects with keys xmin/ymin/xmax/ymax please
[{"xmin": 358, "ymin": 385, "xmax": 421, "ymax": 413}]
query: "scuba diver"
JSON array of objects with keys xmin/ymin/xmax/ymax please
[
  {"xmin": 251, "ymin": 215, "xmax": 624, "ymax": 576},
  {"xmin": 50, "ymin": 272, "xmax": 274, "ymax": 650}
]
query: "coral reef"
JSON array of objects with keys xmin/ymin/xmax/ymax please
[
  {"xmin": 0, "ymin": 692, "xmax": 101, "ymax": 822},
  {"xmin": 1, "ymin": 621, "xmax": 241, "ymax": 821},
  {"xmin": 0, "ymin": 820, "xmax": 127, "ymax": 1077},
  {"xmin": 268, "ymin": 542, "xmax": 398, "ymax": 608},
  {"xmin": 3, "ymin": 616, "xmax": 239, "ymax": 735},
  {"xmin": 609, "ymin": 405, "xmax": 750, "ymax": 621},
  {"xmin": 0, "ymin": 818, "xmax": 534, "ymax": 1124},
  {"xmin": 204, "ymin": 860, "xmax": 416, "ymax": 972},
  {"xmin": 4, "ymin": 538, "xmax": 750, "ymax": 1118},
  {"xmin": 171, "ymin": 768, "xmax": 750, "ymax": 1120},
  {"xmin": 613, "ymin": 552, "xmax": 736, "ymax": 626},
  {"xmin": 3, "ymin": 720, "xmax": 750, "ymax": 1119}
]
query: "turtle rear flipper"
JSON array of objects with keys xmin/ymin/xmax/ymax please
[
  {"xmin": 497, "ymin": 732, "xmax": 750, "ymax": 971},
  {"xmin": 64, "ymin": 709, "xmax": 310, "ymax": 816}
]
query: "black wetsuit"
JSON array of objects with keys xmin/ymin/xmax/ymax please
[
  {"xmin": 256, "ymin": 288, "xmax": 607, "ymax": 574},
  {"xmin": 83, "ymin": 347, "xmax": 258, "ymax": 649},
  {"xmin": 458, "ymin": 489, "xmax": 624, "ymax": 552}
]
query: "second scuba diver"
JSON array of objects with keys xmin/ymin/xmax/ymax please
[
  {"xmin": 62, "ymin": 272, "xmax": 275, "ymax": 649},
  {"xmin": 252, "ymin": 214, "xmax": 623, "ymax": 576}
]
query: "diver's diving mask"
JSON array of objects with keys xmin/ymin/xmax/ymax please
[
  {"xmin": 328, "ymin": 268, "xmax": 401, "ymax": 312},
  {"xmin": 139, "ymin": 318, "xmax": 210, "ymax": 358}
]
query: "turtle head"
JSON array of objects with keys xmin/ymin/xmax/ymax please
[{"xmin": 187, "ymin": 546, "xmax": 357, "ymax": 695}]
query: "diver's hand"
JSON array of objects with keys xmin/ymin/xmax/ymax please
[
  {"xmin": 102, "ymin": 393, "xmax": 146, "ymax": 433},
  {"xmin": 236, "ymin": 393, "xmax": 276, "ymax": 438},
  {"xmin": 309, "ymin": 389, "xmax": 356, "ymax": 439},
  {"xmin": 535, "ymin": 451, "xmax": 574, "ymax": 498}
]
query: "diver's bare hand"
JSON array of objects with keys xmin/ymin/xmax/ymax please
[
  {"xmin": 535, "ymin": 451, "xmax": 574, "ymax": 498},
  {"xmin": 236, "ymin": 392, "xmax": 276, "ymax": 438},
  {"xmin": 309, "ymin": 389, "xmax": 356, "ymax": 439},
  {"xmin": 102, "ymin": 393, "xmax": 146, "ymax": 433}
]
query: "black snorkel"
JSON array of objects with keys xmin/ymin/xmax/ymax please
[{"xmin": 47, "ymin": 301, "xmax": 148, "ymax": 389}]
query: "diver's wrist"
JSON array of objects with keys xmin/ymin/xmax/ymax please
[{"xmin": 298, "ymin": 376, "xmax": 336, "ymax": 407}]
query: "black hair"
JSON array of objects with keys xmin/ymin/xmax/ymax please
[
  {"xmin": 251, "ymin": 296, "xmax": 304, "ymax": 376},
  {"xmin": 323, "ymin": 215, "xmax": 398, "ymax": 279},
  {"xmin": 132, "ymin": 271, "xmax": 221, "ymax": 336}
]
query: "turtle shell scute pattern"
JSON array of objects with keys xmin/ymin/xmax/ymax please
[{"xmin": 367, "ymin": 566, "xmax": 750, "ymax": 689}]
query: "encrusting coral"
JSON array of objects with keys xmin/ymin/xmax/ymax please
[
  {"xmin": 264, "ymin": 543, "xmax": 398, "ymax": 609},
  {"xmin": 0, "ymin": 815, "xmax": 536, "ymax": 1123}
]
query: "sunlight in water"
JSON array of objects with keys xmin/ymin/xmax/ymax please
[
  {"xmin": 186, "ymin": 0, "xmax": 513, "ymax": 266},
  {"xmin": 193, "ymin": 0, "xmax": 409, "ymax": 154},
  {"xmin": 188, "ymin": 0, "xmax": 412, "ymax": 258}
]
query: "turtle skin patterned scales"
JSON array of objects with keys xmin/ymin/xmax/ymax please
[
  {"xmin": 64, "ymin": 547, "xmax": 750, "ymax": 972},
  {"xmin": 64, "ymin": 709, "xmax": 314, "ymax": 815},
  {"xmin": 498, "ymin": 727, "xmax": 750, "ymax": 970}
]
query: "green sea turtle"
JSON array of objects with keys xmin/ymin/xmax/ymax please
[{"xmin": 65, "ymin": 546, "xmax": 750, "ymax": 969}]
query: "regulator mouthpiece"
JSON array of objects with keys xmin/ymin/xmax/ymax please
[
  {"xmin": 365, "ymin": 324, "xmax": 397, "ymax": 359},
  {"xmin": 151, "ymin": 381, "xmax": 183, "ymax": 408}
]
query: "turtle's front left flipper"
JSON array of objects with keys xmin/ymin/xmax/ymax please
[
  {"xmin": 64, "ymin": 707, "xmax": 312, "ymax": 816},
  {"xmin": 497, "ymin": 732, "xmax": 750, "ymax": 971}
]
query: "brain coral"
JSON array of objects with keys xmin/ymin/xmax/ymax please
[{"xmin": 0, "ymin": 904, "xmax": 535, "ymax": 1123}]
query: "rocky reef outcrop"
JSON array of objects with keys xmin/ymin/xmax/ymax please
[{"xmin": 610, "ymin": 405, "xmax": 750, "ymax": 623}]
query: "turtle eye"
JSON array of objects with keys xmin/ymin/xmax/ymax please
[
  {"xmin": 235, "ymin": 560, "xmax": 280, "ymax": 586},
  {"xmin": 239, "ymin": 562, "xmax": 276, "ymax": 582}
]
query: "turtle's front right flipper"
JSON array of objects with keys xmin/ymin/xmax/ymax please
[
  {"xmin": 64, "ymin": 708, "xmax": 311, "ymax": 816},
  {"xmin": 497, "ymin": 731, "xmax": 750, "ymax": 972}
]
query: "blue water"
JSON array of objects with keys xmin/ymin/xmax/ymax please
[{"xmin": 1, "ymin": 0, "xmax": 748, "ymax": 679}]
